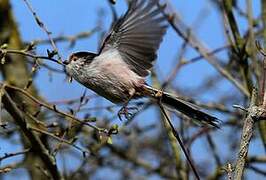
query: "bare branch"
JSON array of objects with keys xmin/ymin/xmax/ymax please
[
  {"xmin": 2, "ymin": 89, "xmax": 62, "ymax": 180},
  {"xmin": 22, "ymin": 0, "xmax": 62, "ymax": 62},
  {"xmin": 234, "ymin": 88, "xmax": 259, "ymax": 179}
]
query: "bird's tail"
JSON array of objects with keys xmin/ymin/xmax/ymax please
[{"xmin": 142, "ymin": 85, "xmax": 220, "ymax": 128}]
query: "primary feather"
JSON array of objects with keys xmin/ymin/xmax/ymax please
[{"xmin": 100, "ymin": 0, "xmax": 167, "ymax": 77}]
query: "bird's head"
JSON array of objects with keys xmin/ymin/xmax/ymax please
[{"xmin": 63, "ymin": 51, "xmax": 96, "ymax": 78}]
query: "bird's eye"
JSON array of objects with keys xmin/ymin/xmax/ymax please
[{"xmin": 72, "ymin": 57, "xmax": 77, "ymax": 62}]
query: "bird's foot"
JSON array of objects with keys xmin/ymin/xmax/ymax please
[{"xmin": 118, "ymin": 106, "xmax": 138, "ymax": 121}]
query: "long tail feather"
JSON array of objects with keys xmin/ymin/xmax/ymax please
[{"xmin": 143, "ymin": 85, "xmax": 220, "ymax": 128}]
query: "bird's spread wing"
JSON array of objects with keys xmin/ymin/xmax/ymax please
[{"xmin": 100, "ymin": 0, "xmax": 167, "ymax": 77}]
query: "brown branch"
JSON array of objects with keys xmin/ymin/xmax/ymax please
[
  {"xmin": 2, "ymin": 90, "xmax": 62, "ymax": 180},
  {"xmin": 234, "ymin": 87, "xmax": 259, "ymax": 179},
  {"xmin": 0, "ymin": 163, "xmax": 21, "ymax": 174},
  {"xmin": 107, "ymin": 144, "xmax": 177, "ymax": 179},
  {"xmin": 247, "ymin": 165, "xmax": 266, "ymax": 176},
  {"xmin": 222, "ymin": 0, "xmax": 242, "ymax": 53},
  {"xmin": 206, "ymin": 133, "xmax": 222, "ymax": 166},
  {"xmin": 248, "ymin": 156, "xmax": 266, "ymax": 163},
  {"xmin": 3, "ymin": 83, "xmax": 103, "ymax": 132},
  {"xmin": 255, "ymin": 41, "xmax": 266, "ymax": 152},
  {"xmin": 158, "ymin": 1, "xmax": 250, "ymax": 97},
  {"xmin": 30, "ymin": 126, "xmax": 90, "ymax": 156},
  {"xmin": 0, "ymin": 48, "xmax": 63, "ymax": 65}
]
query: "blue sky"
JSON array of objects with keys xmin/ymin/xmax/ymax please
[{"xmin": 0, "ymin": 0, "xmax": 264, "ymax": 179}]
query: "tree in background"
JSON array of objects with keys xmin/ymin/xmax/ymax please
[{"xmin": 0, "ymin": 0, "xmax": 265, "ymax": 179}]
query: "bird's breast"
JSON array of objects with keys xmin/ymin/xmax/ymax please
[{"xmin": 72, "ymin": 50, "xmax": 145, "ymax": 103}]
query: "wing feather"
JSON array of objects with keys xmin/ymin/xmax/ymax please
[{"xmin": 100, "ymin": 0, "xmax": 167, "ymax": 77}]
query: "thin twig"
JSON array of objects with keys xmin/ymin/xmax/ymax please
[
  {"xmin": 206, "ymin": 133, "xmax": 222, "ymax": 166},
  {"xmin": 30, "ymin": 126, "xmax": 90, "ymax": 156},
  {"xmin": 248, "ymin": 156, "xmax": 266, "ymax": 163},
  {"xmin": 158, "ymin": 103, "xmax": 200, "ymax": 180},
  {"xmin": 158, "ymin": 1, "xmax": 250, "ymax": 97},
  {"xmin": 107, "ymin": 144, "xmax": 178, "ymax": 179},
  {"xmin": 2, "ymin": 90, "xmax": 62, "ymax": 179},
  {"xmin": 31, "ymin": 28, "xmax": 99, "ymax": 47},
  {"xmin": 247, "ymin": 165, "xmax": 266, "ymax": 176},
  {"xmin": 3, "ymin": 84, "xmax": 103, "ymax": 132},
  {"xmin": 0, "ymin": 148, "xmax": 31, "ymax": 162},
  {"xmin": 22, "ymin": 0, "xmax": 62, "ymax": 61},
  {"xmin": 256, "ymin": 41, "xmax": 266, "ymax": 107},
  {"xmin": 1, "ymin": 48, "xmax": 63, "ymax": 65},
  {"xmin": 0, "ymin": 163, "xmax": 21, "ymax": 174}
]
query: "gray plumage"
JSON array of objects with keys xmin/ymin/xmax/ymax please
[{"xmin": 64, "ymin": 0, "xmax": 220, "ymax": 128}]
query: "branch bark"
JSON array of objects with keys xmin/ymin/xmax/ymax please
[
  {"xmin": 234, "ymin": 88, "xmax": 258, "ymax": 179},
  {"xmin": 2, "ymin": 90, "xmax": 62, "ymax": 180},
  {"xmin": 0, "ymin": 0, "xmax": 61, "ymax": 179}
]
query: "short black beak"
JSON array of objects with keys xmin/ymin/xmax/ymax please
[{"xmin": 63, "ymin": 60, "xmax": 69, "ymax": 65}]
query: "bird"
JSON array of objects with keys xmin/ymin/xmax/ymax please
[{"xmin": 63, "ymin": 0, "xmax": 220, "ymax": 128}]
